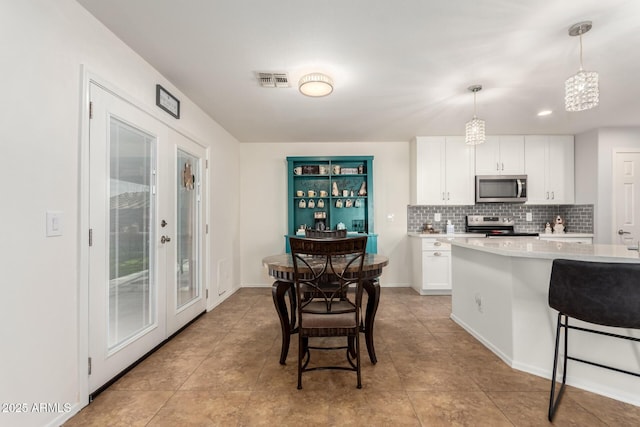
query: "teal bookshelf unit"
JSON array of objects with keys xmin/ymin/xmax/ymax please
[{"xmin": 285, "ymin": 156, "xmax": 377, "ymax": 253}]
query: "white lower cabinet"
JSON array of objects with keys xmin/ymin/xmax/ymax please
[{"xmin": 411, "ymin": 237, "xmax": 451, "ymax": 295}]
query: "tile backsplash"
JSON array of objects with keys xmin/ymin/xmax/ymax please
[{"xmin": 407, "ymin": 204, "xmax": 594, "ymax": 234}]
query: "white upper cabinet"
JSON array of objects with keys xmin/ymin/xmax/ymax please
[
  {"xmin": 475, "ymin": 135, "xmax": 525, "ymax": 175},
  {"xmin": 410, "ymin": 136, "xmax": 475, "ymax": 205},
  {"xmin": 524, "ymin": 135, "xmax": 574, "ymax": 204}
]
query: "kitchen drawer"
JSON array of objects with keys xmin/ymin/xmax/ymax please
[{"xmin": 421, "ymin": 239, "xmax": 451, "ymax": 251}]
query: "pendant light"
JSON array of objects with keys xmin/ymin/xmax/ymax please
[
  {"xmin": 565, "ymin": 21, "xmax": 599, "ymax": 112},
  {"xmin": 465, "ymin": 85, "xmax": 485, "ymax": 145}
]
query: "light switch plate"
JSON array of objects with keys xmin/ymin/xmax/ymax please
[
  {"xmin": 46, "ymin": 211, "xmax": 63, "ymax": 237},
  {"xmin": 434, "ymin": 213, "xmax": 442, "ymax": 222},
  {"xmin": 526, "ymin": 212, "xmax": 533, "ymax": 222}
]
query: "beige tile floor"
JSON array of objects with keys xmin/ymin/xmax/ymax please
[{"xmin": 66, "ymin": 287, "xmax": 640, "ymax": 426}]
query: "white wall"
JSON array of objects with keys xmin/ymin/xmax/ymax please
[
  {"xmin": 0, "ymin": 2, "xmax": 240, "ymax": 426},
  {"xmin": 239, "ymin": 142, "xmax": 412, "ymax": 288}
]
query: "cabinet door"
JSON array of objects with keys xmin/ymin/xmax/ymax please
[
  {"xmin": 445, "ymin": 136, "xmax": 475, "ymax": 205},
  {"xmin": 525, "ymin": 136, "xmax": 550, "ymax": 204},
  {"xmin": 475, "ymin": 136, "xmax": 501, "ymax": 175},
  {"xmin": 415, "ymin": 137, "xmax": 446, "ymax": 205},
  {"xmin": 476, "ymin": 136, "xmax": 524, "ymax": 175},
  {"xmin": 547, "ymin": 136, "xmax": 574, "ymax": 204},
  {"xmin": 499, "ymin": 135, "xmax": 525, "ymax": 175},
  {"xmin": 421, "ymin": 250, "xmax": 451, "ymax": 291}
]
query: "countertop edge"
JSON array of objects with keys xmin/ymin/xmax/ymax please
[{"xmin": 448, "ymin": 237, "xmax": 639, "ymax": 263}]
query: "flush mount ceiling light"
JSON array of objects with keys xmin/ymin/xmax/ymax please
[
  {"xmin": 298, "ymin": 73, "xmax": 333, "ymax": 97},
  {"xmin": 565, "ymin": 21, "xmax": 599, "ymax": 112},
  {"xmin": 465, "ymin": 85, "xmax": 485, "ymax": 145}
]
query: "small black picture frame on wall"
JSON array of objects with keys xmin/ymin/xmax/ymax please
[{"xmin": 156, "ymin": 84, "xmax": 180, "ymax": 119}]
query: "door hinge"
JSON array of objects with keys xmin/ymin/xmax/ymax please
[
  {"xmin": 89, "ymin": 229, "xmax": 93, "ymax": 247},
  {"xmin": 206, "ymin": 224, "xmax": 209, "ymax": 234},
  {"xmin": 206, "ymin": 159, "xmax": 209, "ymax": 169},
  {"xmin": 88, "ymin": 357, "xmax": 92, "ymax": 375},
  {"xmin": 89, "ymin": 101, "xmax": 93, "ymax": 119},
  {"xmin": 206, "ymin": 289, "xmax": 209, "ymax": 299}
]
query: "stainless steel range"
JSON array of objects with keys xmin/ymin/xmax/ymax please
[{"xmin": 465, "ymin": 215, "xmax": 539, "ymax": 237}]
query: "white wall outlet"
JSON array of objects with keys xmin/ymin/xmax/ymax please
[
  {"xmin": 46, "ymin": 211, "xmax": 63, "ymax": 237},
  {"xmin": 386, "ymin": 213, "xmax": 395, "ymax": 222},
  {"xmin": 434, "ymin": 213, "xmax": 441, "ymax": 222},
  {"xmin": 526, "ymin": 212, "xmax": 533, "ymax": 222}
]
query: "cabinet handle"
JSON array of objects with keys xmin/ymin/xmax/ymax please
[
  {"xmin": 546, "ymin": 192, "xmax": 549, "ymax": 200},
  {"xmin": 442, "ymin": 192, "xmax": 445, "ymax": 200},
  {"xmin": 434, "ymin": 252, "xmax": 442, "ymax": 256},
  {"xmin": 447, "ymin": 192, "xmax": 450, "ymax": 200},
  {"xmin": 496, "ymin": 162, "xmax": 500, "ymax": 171},
  {"xmin": 551, "ymin": 191, "xmax": 555, "ymax": 200},
  {"xmin": 501, "ymin": 162, "xmax": 504, "ymax": 171},
  {"xmin": 434, "ymin": 241, "xmax": 441, "ymax": 246}
]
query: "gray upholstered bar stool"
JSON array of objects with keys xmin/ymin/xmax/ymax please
[{"xmin": 547, "ymin": 259, "xmax": 640, "ymax": 421}]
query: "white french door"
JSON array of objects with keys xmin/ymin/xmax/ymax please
[
  {"xmin": 165, "ymin": 130, "xmax": 207, "ymax": 335},
  {"xmin": 88, "ymin": 83, "xmax": 206, "ymax": 393}
]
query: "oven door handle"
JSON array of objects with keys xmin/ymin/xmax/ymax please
[{"xmin": 516, "ymin": 179, "xmax": 523, "ymax": 198}]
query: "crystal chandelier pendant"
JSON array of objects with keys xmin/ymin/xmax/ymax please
[
  {"xmin": 465, "ymin": 85, "xmax": 485, "ymax": 145},
  {"xmin": 565, "ymin": 70, "xmax": 599, "ymax": 112},
  {"xmin": 565, "ymin": 21, "xmax": 599, "ymax": 112},
  {"xmin": 465, "ymin": 117, "xmax": 485, "ymax": 145}
]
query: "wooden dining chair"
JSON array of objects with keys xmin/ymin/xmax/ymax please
[
  {"xmin": 547, "ymin": 259, "xmax": 640, "ymax": 421},
  {"xmin": 289, "ymin": 235, "xmax": 368, "ymax": 389}
]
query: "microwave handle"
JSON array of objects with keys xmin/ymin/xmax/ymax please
[{"xmin": 516, "ymin": 179, "xmax": 523, "ymax": 198}]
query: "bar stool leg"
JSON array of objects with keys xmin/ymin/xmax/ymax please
[{"xmin": 549, "ymin": 313, "xmax": 569, "ymax": 421}]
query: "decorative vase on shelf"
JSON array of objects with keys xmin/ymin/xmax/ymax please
[
  {"xmin": 332, "ymin": 182, "xmax": 339, "ymax": 196},
  {"xmin": 358, "ymin": 181, "xmax": 367, "ymax": 196}
]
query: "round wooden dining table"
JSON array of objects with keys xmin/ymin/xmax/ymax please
[{"xmin": 262, "ymin": 253, "xmax": 389, "ymax": 365}]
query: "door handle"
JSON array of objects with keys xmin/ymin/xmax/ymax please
[
  {"xmin": 161, "ymin": 235, "xmax": 171, "ymax": 243},
  {"xmin": 618, "ymin": 229, "xmax": 631, "ymax": 235}
]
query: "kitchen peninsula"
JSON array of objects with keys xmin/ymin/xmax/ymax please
[{"xmin": 449, "ymin": 237, "xmax": 640, "ymax": 406}]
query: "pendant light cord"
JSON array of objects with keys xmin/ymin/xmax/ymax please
[
  {"xmin": 579, "ymin": 33, "xmax": 584, "ymax": 71},
  {"xmin": 473, "ymin": 90, "xmax": 478, "ymax": 119}
]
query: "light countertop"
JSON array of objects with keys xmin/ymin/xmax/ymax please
[
  {"xmin": 408, "ymin": 232, "xmax": 480, "ymax": 238},
  {"xmin": 448, "ymin": 237, "xmax": 639, "ymax": 263}
]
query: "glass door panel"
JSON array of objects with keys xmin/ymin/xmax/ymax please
[
  {"xmin": 108, "ymin": 118, "xmax": 156, "ymax": 349},
  {"xmin": 176, "ymin": 149, "xmax": 200, "ymax": 308}
]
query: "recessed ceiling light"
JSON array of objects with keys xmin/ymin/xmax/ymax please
[{"xmin": 537, "ymin": 110, "xmax": 553, "ymax": 116}]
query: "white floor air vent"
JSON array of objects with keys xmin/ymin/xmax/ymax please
[{"xmin": 256, "ymin": 72, "xmax": 289, "ymax": 88}]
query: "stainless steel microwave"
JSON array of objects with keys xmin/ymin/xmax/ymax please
[{"xmin": 475, "ymin": 175, "xmax": 527, "ymax": 203}]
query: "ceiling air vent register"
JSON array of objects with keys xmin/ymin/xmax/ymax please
[{"xmin": 256, "ymin": 72, "xmax": 289, "ymax": 88}]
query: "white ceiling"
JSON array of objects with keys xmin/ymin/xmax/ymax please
[{"xmin": 76, "ymin": 0, "xmax": 640, "ymax": 142}]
